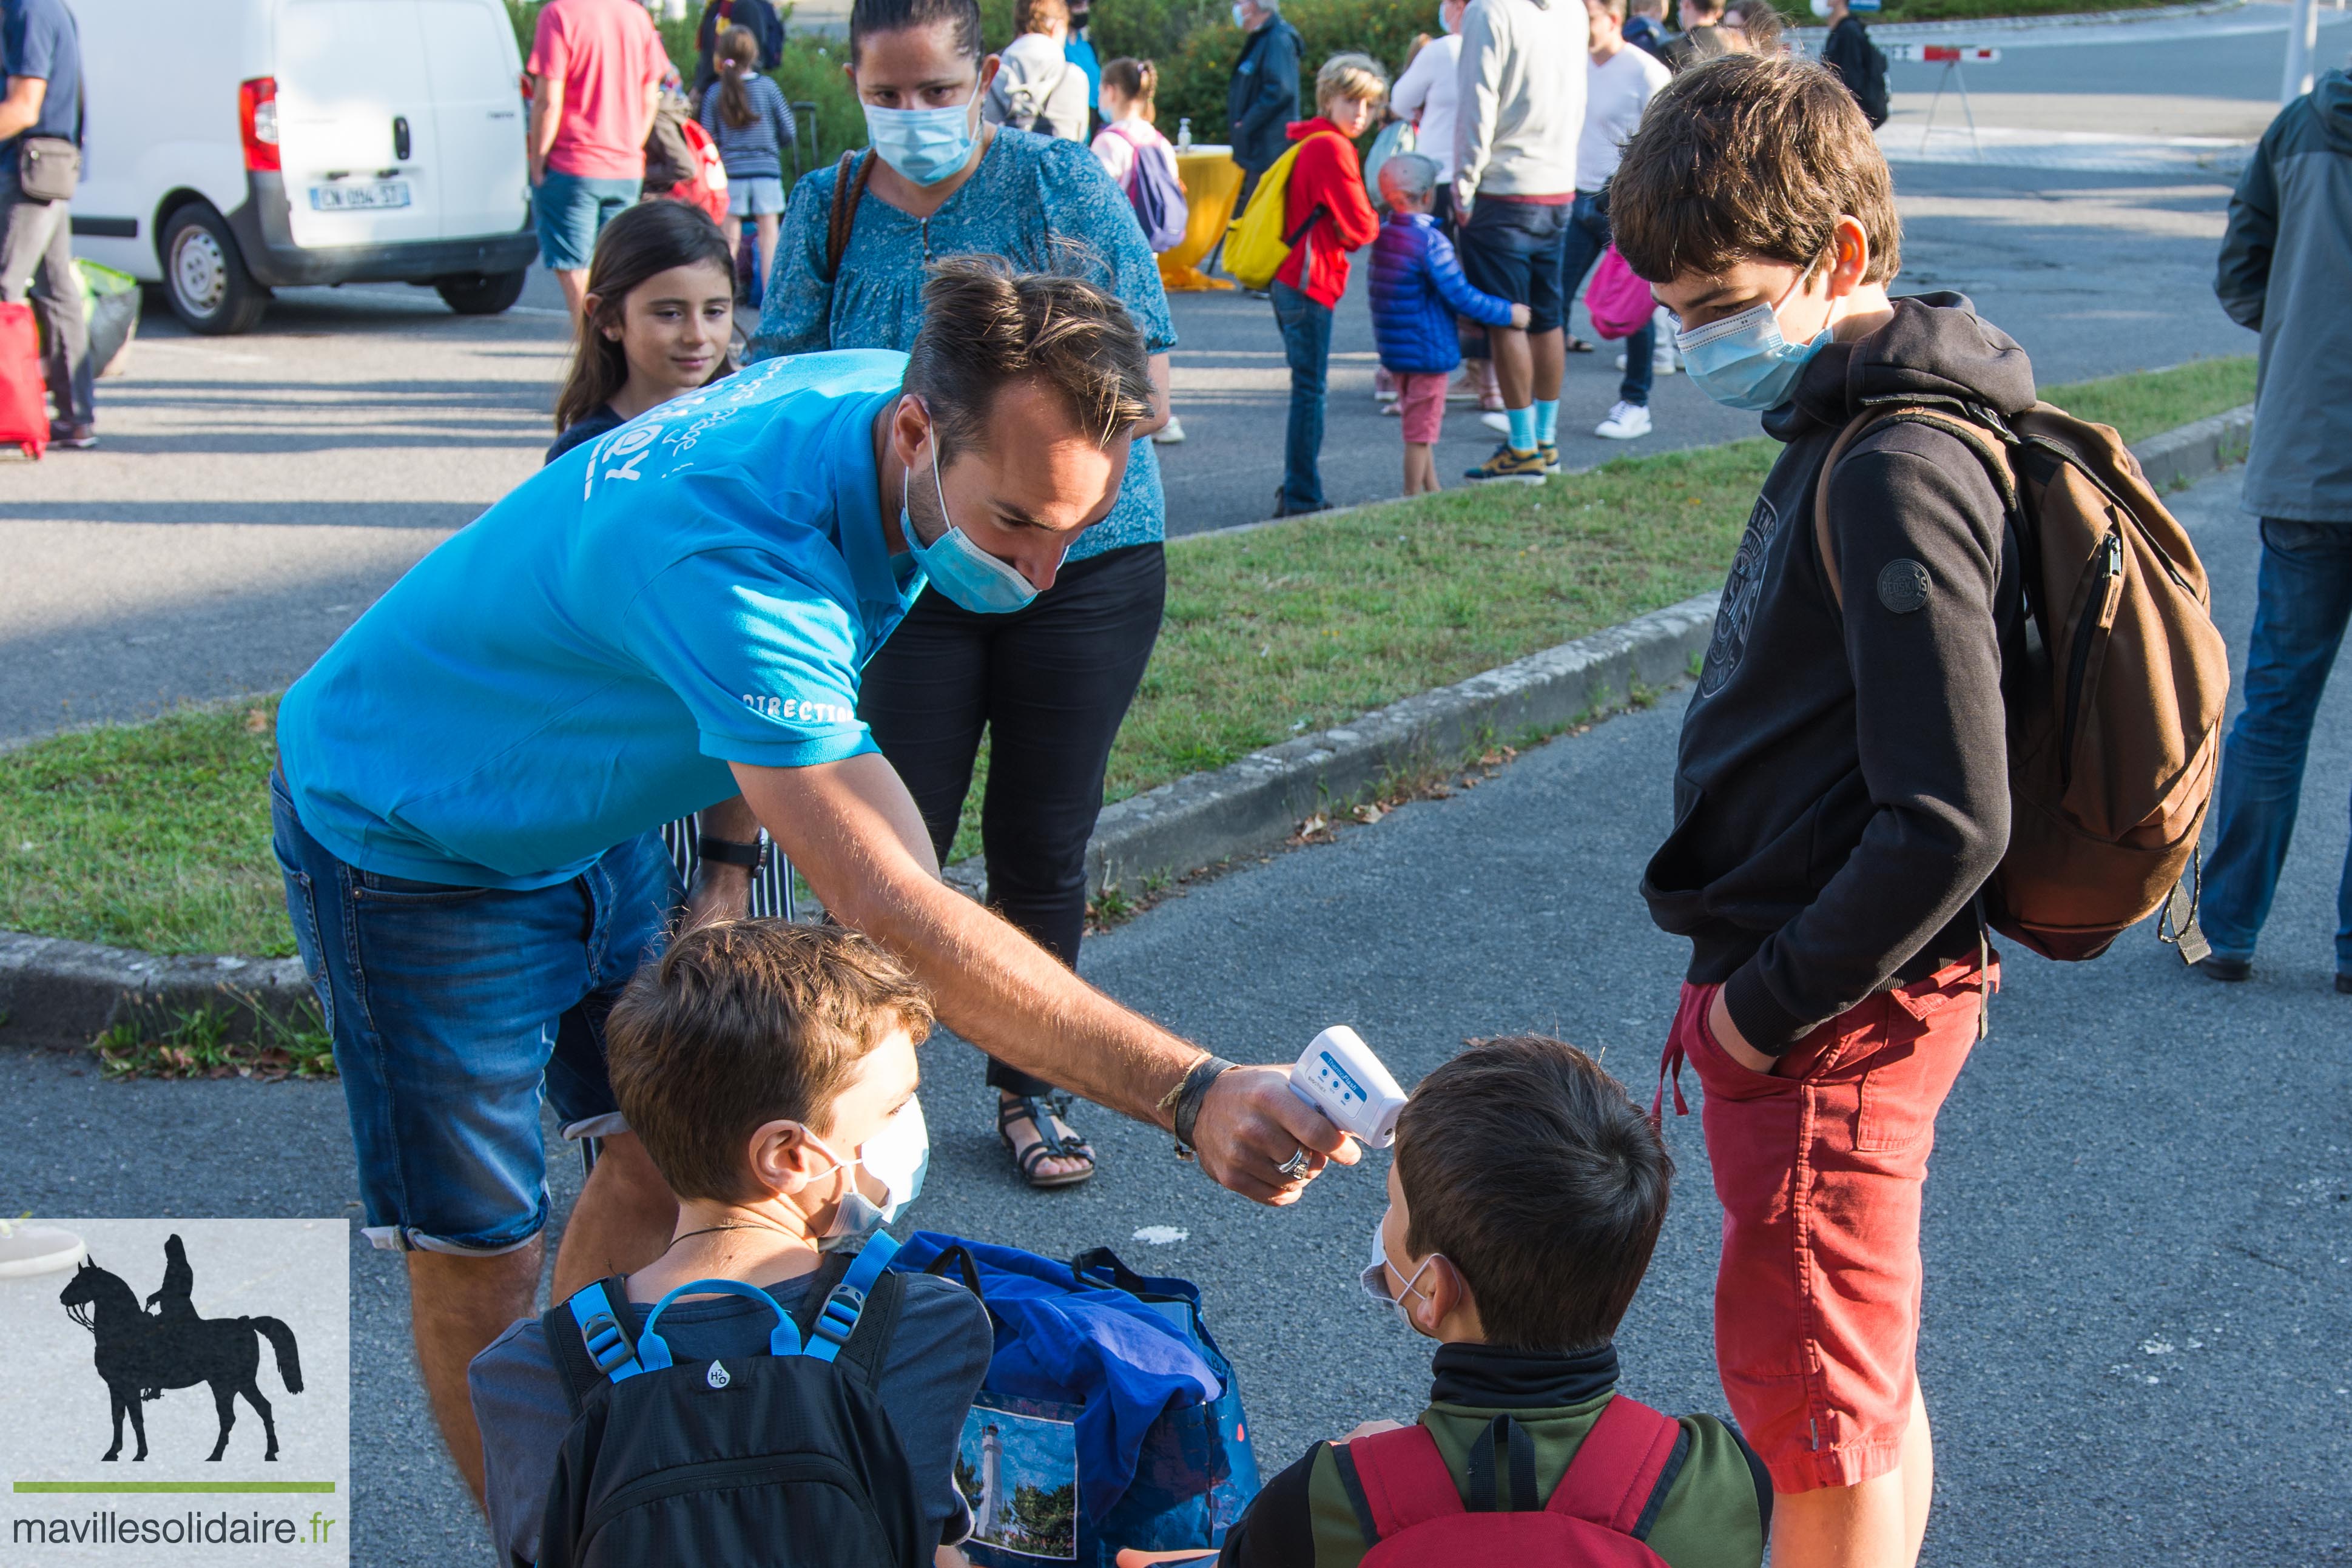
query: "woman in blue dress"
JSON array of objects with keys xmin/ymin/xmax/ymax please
[{"xmin": 747, "ymin": 0, "xmax": 1175, "ymax": 1189}]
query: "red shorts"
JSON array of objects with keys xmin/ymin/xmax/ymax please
[
  {"xmin": 1656, "ymin": 956, "xmax": 1994, "ymax": 1493},
  {"xmin": 1396, "ymin": 371, "xmax": 1449, "ymax": 445}
]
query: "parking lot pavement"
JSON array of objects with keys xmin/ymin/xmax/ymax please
[{"xmin": 3, "ymin": 466, "xmax": 2346, "ymax": 1564}]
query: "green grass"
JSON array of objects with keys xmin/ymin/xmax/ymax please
[{"xmin": 0, "ymin": 358, "xmax": 2254, "ymax": 958}]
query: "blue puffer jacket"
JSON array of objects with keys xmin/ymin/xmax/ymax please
[{"xmin": 1367, "ymin": 213, "xmax": 1518, "ymax": 375}]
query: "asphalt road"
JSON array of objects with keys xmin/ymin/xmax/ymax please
[
  {"xmin": 4, "ymin": 0, "xmax": 2317, "ymax": 744},
  {"xmin": 2, "ymin": 464, "xmax": 2347, "ymax": 1564}
]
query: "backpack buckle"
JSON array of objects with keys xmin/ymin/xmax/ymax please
[
  {"xmin": 809, "ymin": 1284, "xmax": 866, "ymax": 1350},
  {"xmin": 578, "ymin": 1311, "xmax": 635, "ymax": 1378}
]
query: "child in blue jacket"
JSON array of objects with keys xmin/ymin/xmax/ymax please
[{"xmin": 1367, "ymin": 153, "xmax": 1528, "ymax": 495}]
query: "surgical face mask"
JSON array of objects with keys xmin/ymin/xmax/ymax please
[
  {"xmin": 902, "ymin": 425, "xmax": 1053, "ymax": 614},
  {"xmin": 1809, "ymin": 0, "xmax": 1831, "ymax": 14},
  {"xmin": 1440, "ymin": 4, "xmax": 1458, "ymax": 33},
  {"xmin": 1672, "ymin": 270, "xmax": 1834, "ymax": 412},
  {"xmin": 863, "ymin": 86, "xmax": 981, "ymax": 187},
  {"xmin": 809, "ymin": 1096, "xmax": 931, "ymax": 1250},
  {"xmin": 1232, "ymin": 2, "xmax": 1250, "ymax": 26},
  {"xmin": 1358, "ymin": 1220, "xmax": 1438, "ymax": 1331}
]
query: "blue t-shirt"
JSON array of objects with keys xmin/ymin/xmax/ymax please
[
  {"xmin": 278, "ymin": 351, "xmax": 925, "ymax": 889},
  {"xmin": 1, "ymin": 0, "xmax": 80, "ymax": 154},
  {"xmin": 746, "ymin": 127, "xmax": 1174, "ymax": 562}
]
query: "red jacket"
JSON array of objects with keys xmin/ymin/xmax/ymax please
[{"xmin": 1274, "ymin": 118, "xmax": 1381, "ymax": 307}]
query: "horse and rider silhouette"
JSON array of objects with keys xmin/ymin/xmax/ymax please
[{"xmin": 57, "ymin": 1235, "xmax": 303, "ymax": 1463}]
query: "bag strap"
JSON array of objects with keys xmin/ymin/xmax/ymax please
[
  {"xmin": 1545, "ymin": 1395, "xmax": 1688, "ymax": 1540},
  {"xmin": 1333, "ymin": 1422, "xmax": 1466, "ymax": 1544},
  {"xmin": 1810, "ymin": 403, "xmax": 2018, "ymax": 613},
  {"xmin": 824, "ymin": 147, "xmax": 875, "ymax": 283},
  {"xmin": 1463, "ymin": 1413, "xmax": 1538, "ymax": 1513},
  {"xmin": 801, "ymin": 1230, "xmax": 902, "ymax": 1367},
  {"xmin": 545, "ymin": 1276, "xmax": 643, "ymax": 1419}
]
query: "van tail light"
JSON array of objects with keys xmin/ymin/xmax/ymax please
[{"xmin": 239, "ymin": 77, "xmax": 280, "ymax": 172}]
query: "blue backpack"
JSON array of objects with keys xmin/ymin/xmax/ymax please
[
  {"xmin": 1109, "ymin": 125, "xmax": 1191, "ymax": 254},
  {"xmin": 891, "ymin": 1233, "xmax": 1260, "ymax": 1567}
]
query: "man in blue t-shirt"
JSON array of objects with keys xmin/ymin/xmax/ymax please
[
  {"xmin": 0, "ymin": 0, "xmax": 92, "ymax": 446},
  {"xmin": 271, "ymin": 262, "xmax": 1357, "ymax": 1506}
]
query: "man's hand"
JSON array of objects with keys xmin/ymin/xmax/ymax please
[
  {"xmin": 528, "ymin": 153, "xmax": 546, "ymax": 187},
  {"xmin": 682, "ymin": 862, "xmax": 752, "ymax": 930},
  {"xmin": 1508, "ymin": 303, "xmax": 1532, "ymax": 329},
  {"xmin": 1707, "ymin": 986, "xmax": 1782, "ymax": 1075},
  {"xmin": 1187, "ymin": 1065, "xmax": 1359, "ymax": 1205}
]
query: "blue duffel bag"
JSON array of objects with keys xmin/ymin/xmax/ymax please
[{"xmin": 890, "ymin": 1233, "xmax": 1262, "ymax": 1567}]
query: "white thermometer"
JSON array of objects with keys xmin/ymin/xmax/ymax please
[{"xmin": 1289, "ymin": 1026, "xmax": 1408, "ymax": 1149}]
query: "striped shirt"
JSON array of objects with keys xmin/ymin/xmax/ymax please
[{"xmin": 698, "ymin": 71, "xmax": 795, "ymax": 181}]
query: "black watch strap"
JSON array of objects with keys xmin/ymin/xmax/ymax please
[
  {"xmin": 698, "ymin": 834, "xmax": 767, "ymax": 872},
  {"xmin": 1169, "ymin": 1055, "xmax": 1236, "ymax": 1154}
]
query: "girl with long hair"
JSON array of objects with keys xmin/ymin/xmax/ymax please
[
  {"xmin": 698, "ymin": 24, "xmax": 798, "ymax": 291},
  {"xmin": 547, "ymin": 200, "xmax": 736, "ymax": 463}
]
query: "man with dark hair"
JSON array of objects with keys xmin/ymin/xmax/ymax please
[
  {"xmin": 1217, "ymin": 1035, "xmax": 1769, "ymax": 1567},
  {"xmin": 0, "ymin": 0, "xmax": 93, "ymax": 448},
  {"xmin": 1657, "ymin": 0, "xmax": 1728, "ymax": 70},
  {"xmin": 1227, "ymin": 0, "xmax": 1302, "ymax": 210},
  {"xmin": 273, "ymin": 260, "xmax": 1355, "ymax": 1508},
  {"xmin": 1613, "ymin": 55, "xmax": 2024, "ymax": 1568}
]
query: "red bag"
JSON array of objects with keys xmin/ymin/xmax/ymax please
[
  {"xmin": 667, "ymin": 116, "xmax": 730, "ymax": 226},
  {"xmin": 1333, "ymin": 1396, "xmax": 1681, "ymax": 1565},
  {"xmin": 0, "ymin": 301, "xmax": 47, "ymax": 459},
  {"xmin": 1584, "ymin": 246, "xmax": 1657, "ymax": 342}
]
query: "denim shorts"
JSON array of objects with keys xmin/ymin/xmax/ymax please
[
  {"xmin": 534, "ymin": 170, "xmax": 642, "ymax": 271},
  {"xmin": 728, "ymin": 175, "xmax": 786, "ymax": 216},
  {"xmin": 270, "ymin": 771, "xmax": 678, "ymax": 1255},
  {"xmin": 1457, "ymin": 196, "xmax": 1572, "ymax": 335}
]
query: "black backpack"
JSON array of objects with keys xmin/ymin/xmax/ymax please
[
  {"xmin": 534, "ymin": 1235, "xmax": 930, "ymax": 1568},
  {"xmin": 1845, "ymin": 21, "xmax": 1890, "ymax": 129}
]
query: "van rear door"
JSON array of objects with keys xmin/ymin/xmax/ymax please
[
  {"xmin": 275, "ymin": 0, "xmax": 441, "ymax": 249},
  {"xmin": 419, "ymin": 0, "xmax": 529, "ymax": 242}
]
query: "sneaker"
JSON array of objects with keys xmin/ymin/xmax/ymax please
[
  {"xmin": 47, "ymin": 421, "xmax": 95, "ymax": 449},
  {"xmin": 1465, "ymin": 443, "xmax": 1549, "ymax": 484},
  {"xmin": 0, "ymin": 1216, "xmax": 86, "ymax": 1277},
  {"xmin": 1480, "ymin": 409, "xmax": 1511, "ymax": 435},
  {"xmin": 2194, "ymin": 954, "xmax": 2252, "ymax": 983},
  {"xmin": 1152, "ymin": 415, "xmax": 1187, "ymax": 445},
  {"xmin": 1381, "ymin": 400, "xmax": 1401, "ymax": 417},
  {"xmin": 1374, "ymin": 367, "xmax": 1398, "ymax": 403},
  {"xmin": 1595, "ymin": 401, "xmax": 1652, "ymax": 440},
  {"xmin": 1538, "ymin": 442, "xmax": 1560, "ymax": 473}
]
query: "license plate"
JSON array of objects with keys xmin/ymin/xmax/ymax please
[{"xmin": 309, "ymin": 180, "xmax": 411, "ymax": 211}]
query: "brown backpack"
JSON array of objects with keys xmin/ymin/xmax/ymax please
[{"xmin": 1813, "ymin": 402, "xmax": 2231, "ymax": 963}]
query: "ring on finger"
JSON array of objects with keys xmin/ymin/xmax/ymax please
[{"xmin": 1276, "ymin": 1147, "xmax": 1313, "ymax": 1180}]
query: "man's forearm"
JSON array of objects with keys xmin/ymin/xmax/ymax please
[{"xmin": 530, "ymin": 79, "xmax": 562, "ymax": 160}]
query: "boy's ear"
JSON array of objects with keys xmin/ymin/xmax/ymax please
[
  {"xmin": 746, "ymin": 1119, "xmax": 829, "ymax": 1194},
  {"xmin": 1422, "ymin": 1254, "xmax": 1484, "ymax": 1339}
]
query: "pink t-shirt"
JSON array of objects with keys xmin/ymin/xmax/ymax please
[{"xmin": 528, "ymin": 0, "xmax": 667, "ymax": 180}]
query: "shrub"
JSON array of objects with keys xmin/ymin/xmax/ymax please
[{"xmin": 1147, "ymin": 0, "xmax": 1439, "ymax": 150}]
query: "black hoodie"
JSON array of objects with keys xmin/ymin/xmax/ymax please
[{"xmin": 1641, "ymin": 293, "xmax": 2034, "ymax": 1053}]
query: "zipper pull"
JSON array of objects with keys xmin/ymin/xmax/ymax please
[{"xmin": 2098, "ymin": 531, "xmax": 2124, "ymax": 630}]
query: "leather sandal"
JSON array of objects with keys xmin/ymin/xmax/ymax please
[{"xmin": 997, "ymin": 1094, "xmax": 1097, "ymax": 1189}]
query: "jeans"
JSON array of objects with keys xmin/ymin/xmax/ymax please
[
  {"xmin": 2200, "ymin": 519, "xmax": 2352, "ymax": 973},
  {"xmin": 860, "ymin": 542, "xmax": 1167, "ymax": 1097},
  {"xmin": 1562, "ymin": 189, "xmax": 1654, "ymax": 407},
  {"xmin": 271, "ymin": 771, "xmax": 678, "ymax": 1253},
  {"xmin": 534, "ymin": 171, "xmax": 641, "ymax": 271},
  {"xmin": 0, "ymin": 179, "xmax": 93, "ymax": 425},
  {"xmin": 1270, "ymin": 280, "xmax": 1333, "ymax": 513}
]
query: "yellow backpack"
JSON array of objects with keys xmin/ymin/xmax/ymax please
[{"xmin": 1223, "ymin": 133, "xmax": 1344, "ymax": 291}]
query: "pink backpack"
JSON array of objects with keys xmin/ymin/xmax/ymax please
[
  {"xmin": 1335, "ymin": 1396, "xmax": 1683, "ymax": 1565},
  {"xmin": 1584, "ymin": 246, "xmax": 1656, "ymax": 342}
]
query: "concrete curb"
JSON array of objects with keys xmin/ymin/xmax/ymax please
[{"xmin": 0, "ymin": 405, "xmax": 2256, "ymax": 1051}]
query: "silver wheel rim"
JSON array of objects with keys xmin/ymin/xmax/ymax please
[{"xmin": 172, "ymin": 226, "xmax": 229, "ymax": 315}]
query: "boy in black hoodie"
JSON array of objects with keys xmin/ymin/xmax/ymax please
[{"xmin": 1609, "ymin": 56, "xmax": 2029, "ymax": 1568}]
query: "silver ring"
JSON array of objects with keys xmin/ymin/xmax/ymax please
[{"xmin": 1276, "ymin": 1148, "xmax": 1313, "ymax": 1180}]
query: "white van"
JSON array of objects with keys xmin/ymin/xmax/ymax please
[{"xmin": 71, "ymin": 0, "xmax": 539, "ymax": 333}]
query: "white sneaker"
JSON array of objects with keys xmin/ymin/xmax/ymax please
[
  {"xmin": 1152, "ymin": 415, "xmax": 1186, "ymax": 445},
  {"xmin": 1480, "ymin": 410, "xmax": 1512, "ymax": 435},
  {"xmin": 1595, "ymin": 401, "xmax": 1652, "ymax": 440},
  {"xmin": 0, "ymin": 1216, "xmax": 86, "ymax": 1277}
]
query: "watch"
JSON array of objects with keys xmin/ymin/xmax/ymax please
[{"xmin": 698, "ymin": 835, "xmax": 768, "ymax": 875}]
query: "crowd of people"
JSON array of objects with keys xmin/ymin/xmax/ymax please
[{"xmin": 0, "ymin": 0, "xmax": 2308, "ymax": 1558}]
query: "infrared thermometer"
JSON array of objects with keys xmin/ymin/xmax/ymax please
[{"xmin": 1289, "ymin": 1026, "xmax": 1409, "ymax": 1149}]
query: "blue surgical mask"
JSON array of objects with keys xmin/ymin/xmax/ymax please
[
  {"xmin": 901, "ymin": 426, "xmax": 1052, "ymax": 614},
  {"xmin": 810, "ymin": 1096, "xmax": 930, "ymax": 1251},
  {"xmin": 863, "ymin": 90, "xmax": 980, "ymax": 187},
  {"xmin": 1358, "ymin": 1221, "xmax": 1440, "ymax": 1331},
  {"xmin": 1673, "ymin": 272, "xmax": 1834, "ymax": 412},
  {"xmin": 1232, "ymin": 2, "xmax": 1250, "ymax": 25}
]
